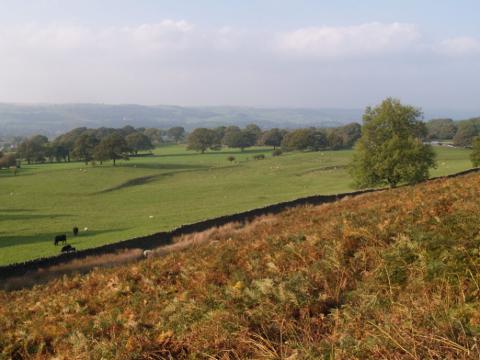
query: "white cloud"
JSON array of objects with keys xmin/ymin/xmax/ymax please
[
  {"xmin": 0, "ymin": 20, "xmax": 478, "ymax": 107},
  {"xmin": 0, "ymin": 20, "xmax": 196, "ymax": 55},
  {"xmin": 0, "ymin": 21, "xmax": 425, "ymax": 61},
  {"xmin": 120, "ymin": 20, "xmax": 195, "ymax": 51},
  {"xmin": 3, "ymin": 21, "xmax": 478, "ymax": 63},
  {"xmin": 275, "ymin": 22, "xmax": 420, "ymax": 59},
  {"xmin": 437, "ymin": 36, "xmax": 480, "ymax": 56}
]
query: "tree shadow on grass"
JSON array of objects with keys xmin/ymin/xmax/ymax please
[
  {"xmin": 97, "ymin": 174, "xmax": 162, "ymax": 193},
  {"xmin": 0, "ymin": 228, "xmax": 128, "ymax": 249},
  {"xmin": 96, "ymin": 166, "xmax": 214, "ymax": 194},
  {"xmin": 97, "ymin": 163, "xmax": 242, "ymax": 194}
]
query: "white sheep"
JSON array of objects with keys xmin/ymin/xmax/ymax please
[{"xmin": 143, "ymin": 250, "xmax": 153, "ymax": 258}]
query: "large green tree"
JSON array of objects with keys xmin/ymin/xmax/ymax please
[
  {"xmin": 186, "ymin": 128, "xmax": 221, "ymax": 153},
  {"xmin": 350, "ymin": 98, "xmax": 436, "ymax": 188},
  {"xmin": 223, "ymin": 128, "xmax": 256, "ymax": 151},
  {"xmin": 281, "ymin": 128, "xmax": 327, "ymax": 151},
  {"xmin": 471, "ymin": 137, "xmax": 480, "ymax": 167},
  {"xmin": 17, "ymin": 135, "xmax": 49, "ymax": 164},
  {"xmin": 326, "ymin": 123, "xmax": 361, "ymax": 150},
  {"xmin": 244, "ymin": 124, "xmax": 262, "ymax": 144},
  {"xmin": 453, "ymin": 120, "xmax": 479, "ymax": 147},
  {"xmin": 167, "ymin": 127, "xmax": 186, "ymax": 143},
  {"xmin": 336, "ymin": 122, "xmax": 362, "ymax": 148},
  {"xmin": 213, "ymin": 126, "xmax": 227, "ymax": 142},
  {"xmin": 260, "ymin": 128, "xmax": 284, "ymax": 149},
  {"xmin": 222, "ymin": 126, "xmax": 241, "ymax": 145},
  {"xmin": 143, "ymin": 128, "xmax": 164, "ymax": 146},
  {"xmin": 72, "ymin": 133, "xmax": 99, "ymax": 164},
  {"xmin": 48, "ymin": 142, "xmax": 70, "ymax": 162},
  {"xmin": 326, "ymin": 131, "xmax": 344, "ymax": 150},
  {"xmin": 53, "ymin": 127, "xmax": 88, "ymax": 162},
  {"xmin": 93, "ymin": 132, "xmax": 129, "ymax": 166},
  {"xmin": 125, "ymin": 132, "xmax": 153, "ymax": 155}
]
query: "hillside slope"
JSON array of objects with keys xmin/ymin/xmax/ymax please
[{"xmin": 1, "ymin": 173, "xmax": 480, "ymax": 359}]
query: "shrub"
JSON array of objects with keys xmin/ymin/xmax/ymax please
[
  {"xmin": 227, "ymin": 156, "xmax": 236, "ymax": 162},
  {"xmin": 272, "ymin": 149, "xmax": 282, "ymax": 157},
  {"xmin": 253, "ymin": 154, "xmax": 265, "ymax": 160}
]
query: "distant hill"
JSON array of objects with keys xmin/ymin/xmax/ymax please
[
  {"xmin": 1, "ymin": 103, "xmax": 478, "ymax": 138},
  {"xmin": 0, "ymin": 103, "xmax": 363, "ymax": 137}
]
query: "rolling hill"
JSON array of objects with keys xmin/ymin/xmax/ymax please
[
  {"xmin": 1, "ymin": 171, "xmax": 479, "ymax": 359},
  {"xmin": 0, "ymin": 103, "xmax": 363, "ymax": 137},
  {"xmin": 0, "ymin": 145, "xmax": 472, "ymax": 266},
  {"xmin": 1, "ymin": 103, "xmax": 479, "ymax": 139}
]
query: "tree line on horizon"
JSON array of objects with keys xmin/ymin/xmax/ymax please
[
  {"xmin": 425, "ymin": 117, "xmax": 480, "ymax": 146},
  {"xmin": 3, "ymin": 126, "xmax": 186, "ymax": 166},
  {"xmin": 0, "ymin": 122, "xmax": 362, "ymax": 167},
  {"xmin": 1, "ymin": 112, "xmax": 479, "ymax": 156},
  {"xmin": 185, "ymin": 122, "xmax": 361, "ymax": 153}
]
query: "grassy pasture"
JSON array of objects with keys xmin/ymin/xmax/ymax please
[{"xmin": 0, "ymin": 145, "xmax": 473, "ymax": 265}]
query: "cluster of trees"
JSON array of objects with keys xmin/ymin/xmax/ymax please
[
  {"xmin": 17, "ymin": 127, "xmax": 151, "ymax": 165},
  {"xmin": 187, "ymin": 124, "xmax": 263, "ymax": 153},
  {"xmin": 280, "ymin": 123, "xmax": 361, "ymax": 152},
  {"xmin": 426, "ymin": 117, "xmax": 480, "ymax": 146},
  {"xmin": 187, "ymin": 123, "xmax": 362, "ymax": 153},
  {"xmin": 10, "ymin": 121, "xmax": 361, "ymax": 166},
  {"xmin": 15, "ymin": 126, "xmax": 187, "ymax": 165}
]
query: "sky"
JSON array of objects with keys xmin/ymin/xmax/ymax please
[{"xmin": 0, "ymin": 0, "xmax": 479, "ymax": 110}]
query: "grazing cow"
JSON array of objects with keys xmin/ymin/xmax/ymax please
[
  {"xmin": 73, "ymin": 227, "xmax": 79, "ymax": 236},
  {"xmin": 54, "ymin": 234, "xmax": 67, "ymax": 246},
  {"xmin": 61, "ymin": 244, "xmax": 76, "ymax": 253}
]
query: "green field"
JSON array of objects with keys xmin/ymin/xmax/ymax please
[{"xmin": 0, "ymin": 145, "xmax": 473, "ymax": 265}]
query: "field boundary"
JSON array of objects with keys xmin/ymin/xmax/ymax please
[{"xmin": 1, "ymin": 167, "xmax": 479, "ymax": 281}]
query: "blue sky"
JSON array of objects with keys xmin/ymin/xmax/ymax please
[{"xmin": 0, "ymin": 0, "xmax": 479, "ymax": 110}]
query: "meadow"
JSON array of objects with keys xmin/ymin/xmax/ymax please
[{"xmin": 0, "ymin": 145, "xmax": 473, "ymax": 265}]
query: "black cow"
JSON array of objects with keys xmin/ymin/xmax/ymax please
[
  {"xmin": 61, "ymin": 244, "xmax": 76, "ymax": 253},
  {"xmin": 73, "ymin": 227, "xmax": 79, "ymax": 236},
  {"xmin": 54, "ymin": 234, "xmax": 67, "ymax": 246}
]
